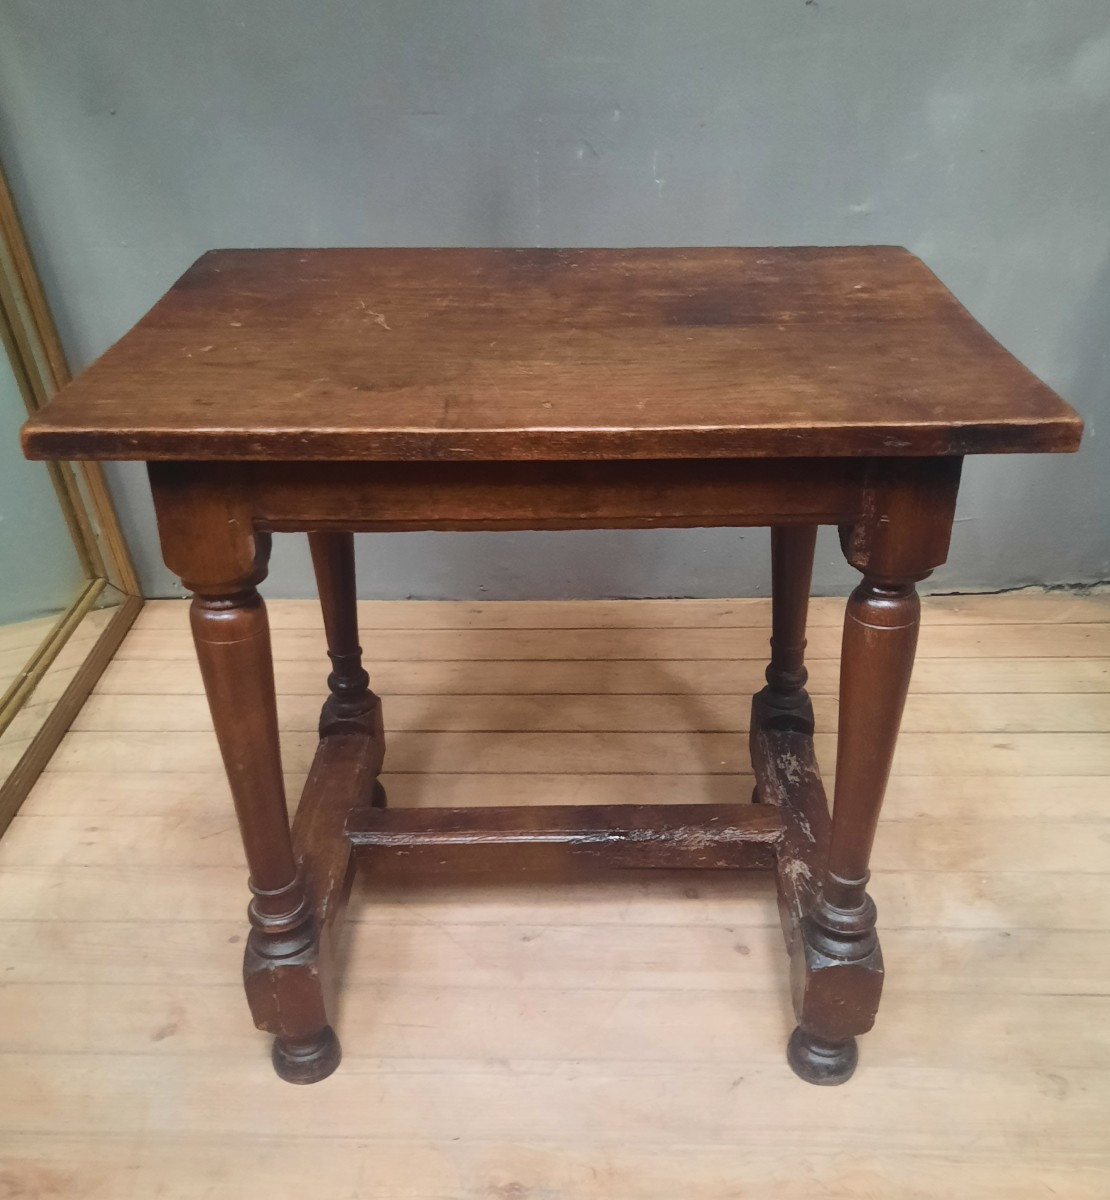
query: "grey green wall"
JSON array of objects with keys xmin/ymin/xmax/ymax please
[
  {"xmin": 1, "ymin": 1, "xmax": 1106, "ymax": 598},
  {"xmin": 0, "ymin": 345, "xmax": 86, "ymax": 624}
]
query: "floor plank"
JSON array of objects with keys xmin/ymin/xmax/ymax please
[
  {"xmin": 94, "ymin": 654, "xmax": 1110, "ymax": 696},
  {"xmin": 18, "ymin": 768, "xmax": 1110, "ymax": 820},
  {"xmin": 70, "ymin": 690, "xmax": 1110, "ymax": 734},
  {"xmin": 42, "ymin": 727, "xmax": 1110, "ymax": 776},
  {"xmin": 114, "ymin": 621, "xmax": 1110, "ymax": 661},
  {"xmin": 2, "ymin": 919, "xmax": 1107, "ymax": 995},
  {"xmin": 4, "ymin": 1135, "xmax": 1107, "ymax": 1200},
  {"xmin": 2, "ymin": 591, "xmax": 1109, "ymax": 1199},
  {"xmin": 2, "ymin": 1054, "xmax": 1106, "ymax": 1150},
  {"xmin": 135, "ymin": 590, "xmax": 1110, "ymax": 629}
]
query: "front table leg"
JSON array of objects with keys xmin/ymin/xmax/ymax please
[
  {"xmin": 191, "ymin": 564, "xmax": 341, "ymax": 1083},
  {"xmin": 148, "ymin": 463, "xmax": 342, "ymax": 1084},
  {"xmin": 787, "ymin": 573, "xmax": 919, "ymax": 1082},
  {"xmin": 787, "ymin": 460, "xmax": 960, "ymax": 1084}
]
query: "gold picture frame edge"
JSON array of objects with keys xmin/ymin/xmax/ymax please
[
  {"xmin": 0, "ymin": 577, "xmax": 106, "ymax": 731},
  {"xmin": 0, "ymin": 593, "xmax": 144, "ymax": 837},
  {"xmin": 0, "ymin": 158, "xmax": 144, "ymax": 834}
]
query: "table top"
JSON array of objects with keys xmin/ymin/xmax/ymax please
[{"xmin": 22, "ymin": 247, "xmax": 1081, "ymax": 462}]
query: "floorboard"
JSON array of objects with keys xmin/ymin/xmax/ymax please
[{"xmin": 1, "ymin": 591, "xmax": 1108, "ymax": 1198}]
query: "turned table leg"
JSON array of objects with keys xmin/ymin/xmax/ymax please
[
  {"xmin": 787, "ymin": 572, "xmax": 918, "ymax": 1083},
  {"xmin": 758, "ymin": 525, "xmax": 818, "ymax": 737},
  {"xmin": 786, "ymin": 461, "xmax": 960, "ymax": 1084},
  {"xmin": 149, "ymin": 468, "xmax": 342, "ymax": 1083},
  {"xmin": 190, "ymin": 560, "xmax": 340, "ymax": 1083},
  {"xmin": 308, "ymin": 532, "xmax": 387, "ymax": 809},
  {"xmin": 308, "ymin": 533, "xmax": 376, "ymax": 723}
]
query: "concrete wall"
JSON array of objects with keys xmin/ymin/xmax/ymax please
[{"xmin": 1, "ymin": 0, "xmax": 1106, "ymax": 599}]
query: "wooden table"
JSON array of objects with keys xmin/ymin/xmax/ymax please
[{"xmin": 23, "ymin": 247, "xmax": 1082, "ymax": 1087}]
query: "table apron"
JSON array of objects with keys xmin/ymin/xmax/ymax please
[{"xmin": 192, "ymin": 458, "xmax": 873, "ymax": 532}]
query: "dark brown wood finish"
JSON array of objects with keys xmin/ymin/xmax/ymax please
[
  {"xmin": 23, "ymin": 246, "xmax": 1083, "ymax": 1089},
  {"xmin": 252, "ymin": 458, "xmax": 868, "ymax": 531},
  {"xmin": 185, "ymin": 540, "xmax": 339, "ymax": 1083},
  {"xmin": 748, "ymin": 706, "xmax": 832, "ymax": 1012},
  {"xmin": 347, "ymin": 803, "xmax": 784, "ymax": 870},
  {"xmin": 786, "ymin": 457, "xmax": 961, "ymax": 1083},
  {"xmin": 288, "ymin": 730, "xmax": 384, "ymax": 1043},
  {"xmin": 149, "ymin": 458, "xmax": 868, "ymax": 537},
  {"xmin": 307, "ymin": 531, "xmax": 381, "ymax": 735},
  {"xmin": 757, "ymin": 525, "xmax": 819, "ymax": 735},
  {"xmin": 22, "ymin": 248, "xmax": 1081, "ymax": 463}
]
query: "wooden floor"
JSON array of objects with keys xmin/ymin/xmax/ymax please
[{"xmin": 1, "ymin": 591, "xmax": 1109, "ymax": 1198}]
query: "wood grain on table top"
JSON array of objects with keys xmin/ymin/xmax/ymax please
[{"xmin": 22, "ymin": 247, "xmax": 1082, "ymax": 462}]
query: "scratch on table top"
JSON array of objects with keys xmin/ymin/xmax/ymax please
[{"xmin": 357, "ymin": 299, "xmax": 391, "ymax": 330}]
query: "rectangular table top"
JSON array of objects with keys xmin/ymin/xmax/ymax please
[{"xmin": 22, "ymin": 246, "xmax": 1081, "ymax": 462}]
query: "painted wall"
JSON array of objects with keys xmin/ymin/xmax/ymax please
[
  {"xmin": 0, "ymin": 345, "xmax": 86, "ymax": 625},
  {"xmin": 1, "ymin": 1, "xmax": 1106, "ymax": 598}
]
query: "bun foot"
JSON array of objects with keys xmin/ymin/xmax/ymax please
[
  {"xmin": 272, "ymin": 1026, "xmax": 341, "ymax": 1084},
  {"xmin": 787, "ymin": 1026, "xmax": 858, "ymax": 1085}
]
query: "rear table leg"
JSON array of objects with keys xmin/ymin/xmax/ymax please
[
  {"xmin": 308, "ymin": 532, "xmax": 382, "ymax": 751},
  {"xmin": 758, "ymin": 524, "xmax": 818, "ymax": 736},
  {"xmin": 753, "ymin": 526, "xmax": 817, "ymax": 807}
]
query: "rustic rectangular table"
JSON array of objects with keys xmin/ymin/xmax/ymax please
[{"xmin": 23, "ymin": 247, "xmax": 1082, "ymax": 1086}]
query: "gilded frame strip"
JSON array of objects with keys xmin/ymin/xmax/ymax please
[{"xmin": 0, "ymin": 162, "xmax": 143, "ymax": 835}]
